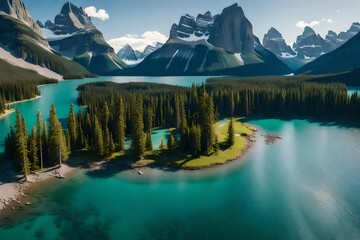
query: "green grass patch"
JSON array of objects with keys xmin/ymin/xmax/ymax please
[{"xmin": 133, "ymin": 118, "xmax": 254, "ymax": 169}]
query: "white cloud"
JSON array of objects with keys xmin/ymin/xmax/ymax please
[
  {"xmin": 84, "ymin": 6, "xmax": 109, "ymax": 21},
  {"xmin": 295, "ymin": 20, "xmax": 320, "ymax": 29},
  {"xmin": 108, "ymin": 31, "xmax": 168, "ymax": 52},
  {"xmin": 322, "ymin": 18, "xmax": 333, "ymax": 23},
  {"xmin": 336, "ymin": 10, "xmax": 341, "ymax": 13}
]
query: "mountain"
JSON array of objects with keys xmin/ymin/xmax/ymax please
[
  {"xmin": 143, "ymin": 42, "xmax": 163, "ymax": 56},
  {"xmin": 263, "ymin": 27, "xmax": 295, "ymax": 58},
  {"xmin": 117, "ymin": 3, "xmax": 290, "ymax": 76},
  {"xmin": 325, "ymin": 22, "xmax": 360, "ymax": 50},
  {"xmin": 0, "ymin": 0, "xmax": 42, "ymax": 35},
  {"xmin": 0, "ymin": 0, "xmax": 93, "ymax": 79},
  {"xmin": 293, "ymin": 27, "xmax": 332, "ymax": 60},
  {"xmin": 41, "ymin": 2, "xmax": 127, "ymax": 75},
  {"xmin": 117, "ymin": 44, "xmax": 138, "ymax": 61},
  {"xmin": 117, "ymin": 42, "xmax": 164, "ymax": 63},
  {"xmin": 296, "ymin": 32, "xmax": 360, "ymax": 75}
]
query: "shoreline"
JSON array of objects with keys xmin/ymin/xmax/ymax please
[
  {"xmin": 0, "ymin": 122, "xmax": 258, "ymax": 213},
  {"xmin": 0, "ymin": 95, "xmax": 42, "ymax": 119},
  {"xmin": 0, "ymin": 164, "xmax": 76, "ymax": 211},
  {"xmin": 0, "ymin": 109, "xmax": 15, "ymax": 119}
]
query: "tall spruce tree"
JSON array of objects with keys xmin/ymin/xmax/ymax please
[
  {"xmin": 67, "ymin": 104, "xmax": 77, "ymax": 151},
  {"xmin": 14, "ymin": 110, "xmax": 30, "ymax": 180},
  {"xmin": 200, "ymin": 87, "xmax": 215, "ymax": 154},
  {"xmin": 131, "ymin": 98, "xmax": 145, "ymax": 159},
  {"xmin": 227, "ymin": 118, "xmax": 235, "ymax": 147},
  {"xmin": 189, "ymin": 124, "xmax": 201, "ymax": 157},
  {"xmin": 145, "ymin": 133, "xmax": 153, "ymax": 151},
  {"xmin": 167, "ymin": 134, "xmax": 176, "ymax": 151},
  {"xmin": 115, "ymin": 97, "xmax": 125, "ymax": 150},
  {"xmin": 29, "ymin": 126, "xmax": 39, "ymax": 171},
  {"xmin": 36, "ymin": 111, "xmax": 44, "ymax": 169},
  {"xmin": 159, "ymin": 137, "xmax": 165, "ymax": 150},
  {"xmin": 48, "ymin": 104, "xmax": 69, "ymax": 167},
  {"xmin": 93, "ymin": 117, "xmax": 104, "ymax": 157}
]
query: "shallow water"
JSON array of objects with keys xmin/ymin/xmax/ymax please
[{"xmin": 1, "ymin": 77, "xmax": 360, "ymax": 239}]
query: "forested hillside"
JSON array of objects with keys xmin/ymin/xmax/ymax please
[{"xmin": 0, "ymin": 59, "xmax": 57, "ymax": 114}]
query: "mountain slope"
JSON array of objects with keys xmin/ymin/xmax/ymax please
[
  {"xmin": 0, "ymin": 12, "xmax": 93, "ymax": 79},
  {"xmin": 296, "ymin": 32, "xmax": 360, "ymax": 75},
  {"xmin": 42, "ymin": 2, "xmax": 127, "ymax": 75}
]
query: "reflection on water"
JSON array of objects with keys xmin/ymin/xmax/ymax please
[{"xmin": 1, "ymin": 119, "xmax": 360, "ymax": 240}]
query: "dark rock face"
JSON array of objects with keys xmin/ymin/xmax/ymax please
[
  {"xmin": 44, "ymin": 20, "xmax": 54, "ymax": 29},
  {"xmin": 263, "ymin": 27, "xmax": 295, "ymax": 57},
  {"xmin": 170, "ymin": 12, "xmax": 214, "ymax": 39},
  {"xmin": 51, "ymin": 2, "xmax": 94, "ymax": 35},
  {"xmin": 43, "ymin": 2, "xmax": 126, "ymax": 75},
  {"xmin": 326, "ymin": 22, "xmax": 360, "ymax": 50},
  {"xmin": 293, "ymin": 27, "xmax": 331, "ymax": 59},
  {"xmin": 0, "ymin": 0, "xmax": 43, "ymax": 35},
  {"xmin": 36, "ymin": 20, "xmax": 44, "ymax": 28},
  {"xmin": 117, "ymin": 44, "xmax": 138, "ymax": 61},
  {"xmin": 208, "ymin": 3, "xmax": 254, "ymax": 54}
]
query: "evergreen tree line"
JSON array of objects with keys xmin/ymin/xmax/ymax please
[
  {"xmin": 0, "ymin": 78, "xmax": 57, "ymax": 114},
  {"xmin": 5, "ymin": 105, "xmax": 69, "ymax": 180},
  {"xmin": 78, "ymin": 82, "xmax": 219, "ymax": 157},
  {"xmin": 5, "ymin": 79, "xmax": 360, "ymax": 176},
  {"xmin": 206, "ymin": 78, "xmax": 360, "ymax": 120}
]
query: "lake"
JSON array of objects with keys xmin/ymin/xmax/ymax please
[{"xmin": 0, "ymin": 77, "xmax": 360, "ymax": 239}]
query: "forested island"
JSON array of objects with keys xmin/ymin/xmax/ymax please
[{"xmin": 3, "ymin": 78, "xmax": 360, "ymax": 178}]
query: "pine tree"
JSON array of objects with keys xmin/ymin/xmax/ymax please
[
  {"xmin": 227, "ymin": 118, "xmax": 235, "ymax": 147},
  {"xmin": 48, "ymin": 104, "xmax": 68, "ymax": 167},
  {"xmin": 189, "ymin": 124, "xmax": 201, "ymax": 157},
  {"xmin": 36, "ymin": 111, "xmax": 44, "ymax": 169},
  {"xmin": 41, "ymin": 120, "xmax": 48, "ymax": 165},
  {"xmin": 159, "ymin": 137, "xmax": 165, "ymax": 150},
  {"xmin": 67, "ymin": 104, "xmax": 77, "ymax": 151},
  {"xmin": 200, "ymin": 88, "xmax": 215, "ymax": 154},
  {"xmin": 102, "ymin": 101, "xmax": 110, "ymax": 128},
  {"xmin": 145, "ymin": 132, "xmax": 153, "ymax": 151},
  {"xmin": 14, "ymin": 110, "xmax": 30, "ymax": 180},
  {"xmin": 93, "ymin": 117, "xmax": 104, "ymax": 157},
  {"xmin": 29, "ymin": 126, "xmax": 39, "ymax": 171},
  {"xmin": 214, "ymin": 134, "xmax": 219, "ymax": 153},
  {"xmin": 65, "ymin": 129, "xmax": 71, "ymax": 154},
  {"xmin": 131, "ymin": 98, "xmax": 145, "ymax": 159},
  {"xmin": 167, "ymin": 134, "xmax": 176, "ymax": 151},
  {"xmin": 115, "ymin": 97, "xmax": 125, "ymax": 151}
]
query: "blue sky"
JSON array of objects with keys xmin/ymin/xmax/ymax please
[{"xmin": 24, "ymin": 0, "xmax": 360, "ymax": 46}]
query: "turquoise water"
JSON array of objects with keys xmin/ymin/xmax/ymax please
[
  {"xmin": 348, "ymin": 87, "xmax": 360, "ymax": 96},
  {"xmin": 1, "ymin": 77, "xmax": 360, "ymax": 239},
  {"xmin": 1, "ymin": 119, "xmax": 360, "ymax": 239}
]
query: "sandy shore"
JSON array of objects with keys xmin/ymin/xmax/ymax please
[
  {"xmin": 0, "ymin": 95, "xmax": 42, "ymax": 119},
  {"xmin": 0, "ymin": 109, "xmax": 15, "ymax": 119},
  {"xmin": 0, "ymin": 164, "xmax": 76, "ymax": 211},
  {"xmin": 8, "ymin": 95, "xmax": 42, "ymax": 106}
]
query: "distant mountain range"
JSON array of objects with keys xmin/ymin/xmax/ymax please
[
  {"xmin": 0, "ymin": 0, "xmax": 94, "ymax": 80},
  {"xmin": 296, "ymin": 31, "xmax": 360, "ymax": 75},
  {"xmin": 116, "ymin": 3, "xmax": 291, "ymax": 76},
  {"xmin": 263, "ymin": 23, "xmax": 360, "ymax": 70},
  {"xmin": 117, "ymin": 43, "xmax": 163, "ymax": 63},
  {"xmin": 1, "ymin": 0, "xmax": 359, "ymax": 80},
  {"xmin": 38, "ymin": 2, "xmax": 127, "ymax": 75}
]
